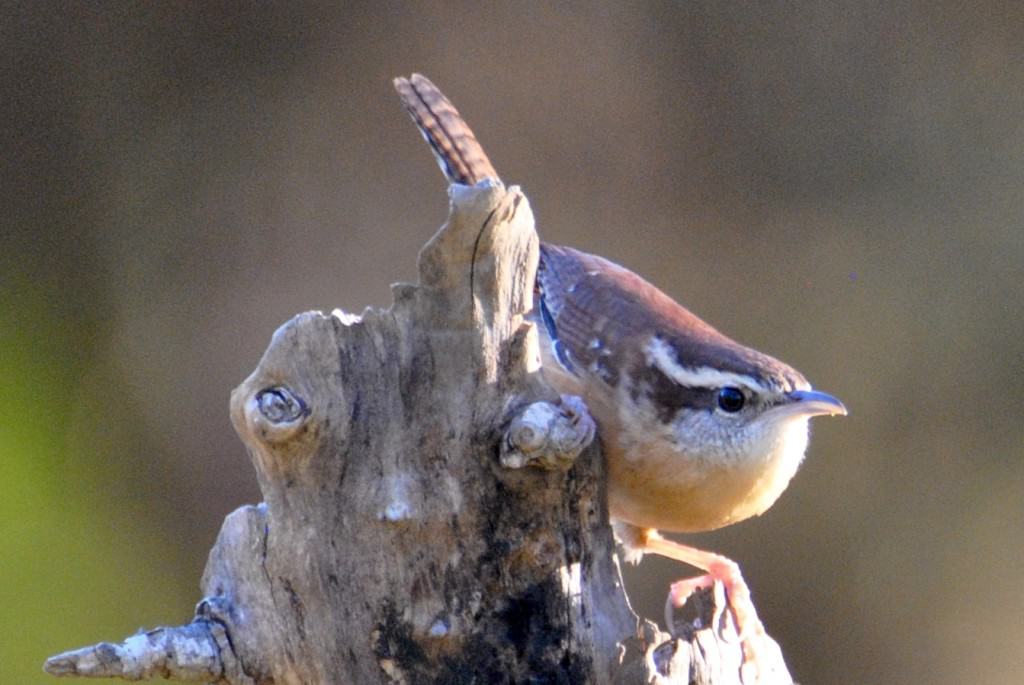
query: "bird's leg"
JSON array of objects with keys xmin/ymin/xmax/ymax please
[{"xmin": 641, "ymin": 531, "xmax": 766, "ymax": 672}]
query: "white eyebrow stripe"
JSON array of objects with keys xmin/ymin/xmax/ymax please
[{"xmin": 644, "ymin": 337, "xmax": 766, "ymax": 393}]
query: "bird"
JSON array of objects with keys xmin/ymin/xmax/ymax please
[{"xmin": 393, "ymin": 73, "xmax": 846, "ymax": 672}]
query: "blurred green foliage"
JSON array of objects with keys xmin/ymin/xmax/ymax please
[{"xmin": 0, "ymin": 282, "xmax": 192, "ymax": 684}]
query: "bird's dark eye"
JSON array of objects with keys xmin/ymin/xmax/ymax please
[{"xmin": 717, "ymin": 387, "xmax": 745, "ymax": 413}]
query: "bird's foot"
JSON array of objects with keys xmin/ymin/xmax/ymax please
[
  {"xmin": 666, "ymin": 565, "xmax": 776, "ymax": 683},
  {"xmin": 645, "ymin": 533, "xmax": 775, "ymax": 683},
  {"xmin": 664, "ymin": 560, "xmax": 764, "ymax": 637}
]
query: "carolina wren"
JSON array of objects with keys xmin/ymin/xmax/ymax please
[{"xmin": 394, "ymin": 74, "xmax": 845, "ymax": 668}]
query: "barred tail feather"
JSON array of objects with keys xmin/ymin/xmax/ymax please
[{"xmin": 393, "ymin": 74, "xmax": 500, "ymax": 186}]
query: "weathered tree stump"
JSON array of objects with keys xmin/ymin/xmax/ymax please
[{"xmin": 45, "ymin": 181, "xmax": 793, "ymax": 684}]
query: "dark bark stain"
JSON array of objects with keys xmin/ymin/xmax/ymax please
[
  {"xmin": 281, "ymin": 578, "xmax": 307, "ymax": 642},
  {"xmin": 372, "ymin": 600, "xmax": 430, "ymax": 679}
]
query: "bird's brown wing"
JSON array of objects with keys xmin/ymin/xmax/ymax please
[{"xmin": 536, "ymin": 244, "xmax": 782, "ymax": 392}]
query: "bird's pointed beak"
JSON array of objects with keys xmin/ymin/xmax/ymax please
[{"xmin": 780, "ymin": 389, "xmax": 847, "ymax": 417}]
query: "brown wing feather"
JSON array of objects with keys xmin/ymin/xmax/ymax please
[{"xmin": 538, "ymin": 244, "xmax": 801, "ymax": 391}]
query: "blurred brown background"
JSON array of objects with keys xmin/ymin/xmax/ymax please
[{"xmin": 2, "ymin": 3, "xmax": 1022, "ymax": 684}]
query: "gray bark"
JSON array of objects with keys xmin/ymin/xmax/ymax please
[{"xmin": 45, "ymin": 181, "xmax": 792, "ymax": 684}]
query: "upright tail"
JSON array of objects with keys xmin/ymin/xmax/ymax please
[
  {"xmin": 393, "ymin": 74, "xmax": 500, "ymax": 186},
  {"xmin": 395, "ymin": 75, "xmax": 578, "ymax": 383}
]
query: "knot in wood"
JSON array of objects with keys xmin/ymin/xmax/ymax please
[
  {"xmin": 500, "ymin": 396, "xmax": 595, "ymax": 470},
  {"xmin": 256, "ymin": 386, "xmax": 306, "ymax": 424}
]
